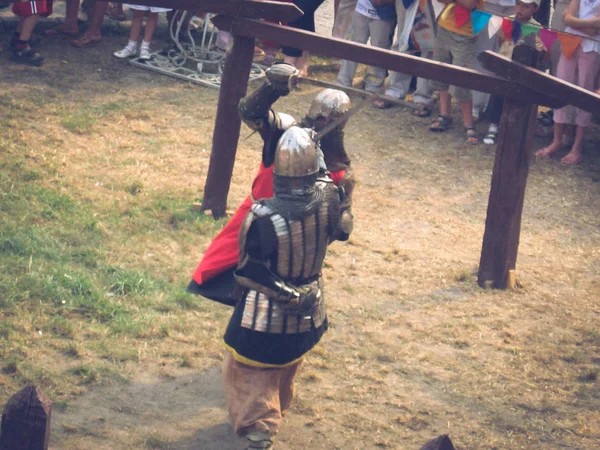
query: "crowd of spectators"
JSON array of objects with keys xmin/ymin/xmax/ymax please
[{"xmin": 1, "ymin": 0, "xmax": 599, "ymax": 161}]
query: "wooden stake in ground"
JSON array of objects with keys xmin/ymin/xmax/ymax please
[
  {"xmin": 0, "ymin": 385, "xmax": 52, "ymax": 450},
  {"xmin": 200, "ymin": 33, "xmax": 256, "ymax": 219},
  {"xmin": 477, "ymin": 45, "xmax": 544, "ymax": 289}
]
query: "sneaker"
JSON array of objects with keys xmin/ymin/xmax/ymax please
[
  {"xmin": 11, "ymin": 47, "xmax": 44, "ymax": 66},
  {"xmin": 139, "ymin": 47, "xmax": 151, "ymax": 60},
  {"xmin": 113, "ymin": 46, "xmax": 136, "ymax": 59}
]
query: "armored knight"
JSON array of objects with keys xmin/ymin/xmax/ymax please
[
  {"xmin": 187, "ymin": 62, "xmax": 355, "ymax": 305},
  {"xmin": 222, "ymin": 126, "xmax": 347, "ymax": 450}
]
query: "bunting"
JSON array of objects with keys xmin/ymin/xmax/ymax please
[
  {"xmin": 521, "ymin": 23, "xmax": 538, "ymax": 37},
  {"xmin": 488, "ymin": 15, "xmax": 503, "ymax": 39},
  {"xmin": 502, "ymin": 17, "xmax": 513, "ymax": 41},
  {"xmin": 539, "ymin": 28, "xmax": 559, "ymax": 51},
  {"xmin": 511, "ymin": 21, "xmax": 521, "ymax": 42},
  {"xmin": 558, "ymin": 33, "xmax": 582, "ymax": 59},
  {"xmin": 471, "ymin": 12, "xmax": 587, "ymax": 58},
  {"xmin": 471, "ymin": 10, "xmax": 492, "ymax": 36},
  {"xmin": 454, "ymin": 4, "xmax": 471, "ymax": 29}
]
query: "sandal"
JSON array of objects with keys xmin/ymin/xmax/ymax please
[
  {"xmin": 465, "ymin": 126, "xmax": 479, "ymax": 145},
  {"xmin": 71, "ymin": 33, "xmax": 101, "ymax": 48},
  {"xmin": 429, "ymin": 115, "xmax": 453, "ymax": 132},
  {"xmin": 483, "ymin": 125, "xmax": 498, "ymax": 145},
  {"xmin": 373, "ymin": 98, "xmax": 395, "ymax": 110},
  {"xmin": 412, "ymin": 104, "xmax": 432, "ymax": 118}
]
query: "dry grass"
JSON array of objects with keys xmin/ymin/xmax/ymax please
[{"xmin": 1, "ymin": 19, "xmax": 600, "ymax": 450}]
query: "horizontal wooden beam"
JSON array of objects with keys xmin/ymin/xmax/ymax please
[
  {"xmin": 212, "ymin": 15, "xmax": 564, "ymax": 108},
  {"xmin": 111, "ymin": 0, "xmax": 303, "ymax": 22},
  {"xmin": 478, "ymin": 50, "xmax": 600, "ymax": 115}
]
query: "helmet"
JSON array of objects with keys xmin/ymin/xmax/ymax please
[
  {"xmin": 274, "ymin": 127, "xmax": 318, "ymax": 178},
  {"xmin": 306, "ymin": 89, "xmax": 351, "ymax": 122},
  {"xmin": 273, "ymin": 127, "xmax": 319, "ymax": 197}
]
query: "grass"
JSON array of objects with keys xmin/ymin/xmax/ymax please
[
  {"xmin": 1, "ymin": 30, "xmax": 600, "ymax": 448},
  {"xmin": 0, "ymin": 88, "xmax": 225, "ymax": 404}
]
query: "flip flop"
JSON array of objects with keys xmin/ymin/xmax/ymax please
[
  {"xmin": 71, "ymin": 34, "xmax": 101, "ymax": 48},
  {"xmin": 44, "ymin": 27, "xmax": 79, "ymax": 38}
]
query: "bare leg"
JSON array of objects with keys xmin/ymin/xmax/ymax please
[
  {"xmin": 283, "ymin": 55, "xmax": 298, "ymax": 68},
  {"xmin": 142, "ymin": 11, "xmax": 159, "ymax": 43},
  {"xmin": 561, "ymin": 125, "xmax": 585, "ymax": 165},
  {"xmin": 58, "ymin": 0, "xmax": 80, "ymax": 33},
  {"xmin": 18, "ymin": 15, "xmax": 39, "ymax": 41},
  {"xmin": 129, "ymin": 10, "xmax": 145, "ymax": 42},
  {"xmin": 461, "ymin": 100, "xmax": 478, "ymax": 144},
  {"xmin": 86, "ymin": 1, "xmax": 108, "ymax": 38},
  {"xmin": 535, "ymin": 122, "xmax": 564, "ymax": 158},
  {"xmin": 296, "ymin": 50, "xmax": 309, "ymax": 77},
  {"xmin": 439, "ymin": 91, "xmax": 451, "ymax": 117}
]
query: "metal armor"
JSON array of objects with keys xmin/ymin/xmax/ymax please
[{"xmin": 234, "ymin": 127, "xmax": 344, "ymax": 334}]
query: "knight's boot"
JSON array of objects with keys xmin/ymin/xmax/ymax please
[{"xmin": 245, "ymin": 431, "xmax": 273, "ymax": 449}]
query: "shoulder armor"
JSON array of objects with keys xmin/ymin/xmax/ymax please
[{"xmin": 250, "ymin": 201, "xmax": 274, "ymax": 218}]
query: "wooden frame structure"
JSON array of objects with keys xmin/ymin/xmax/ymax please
[{"xmin": 110, "ymin": 0, "xmax": 600, "ymax": 289}]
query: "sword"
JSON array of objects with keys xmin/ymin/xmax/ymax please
[
  {"xmin": 314, "ymin": 95, "xmax": 371, "ymax": 141},
  {"xmin": 296, "ymin": 76, "xmax": 424, "ymax": 111}
]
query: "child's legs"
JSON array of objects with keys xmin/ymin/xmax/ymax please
[
  {"xmin": 553, "ymin": 52, "xmax": 578, "ymax": 126},
  {"xmin": 18, "ymin": 15, "xmax": 39, "ymax": 41},
  {"xmin": 432, "ymin": 28, "xmax": 453, "ymax": 114},
  {"xmin": 129, "ymin": 9, "xmax": 145, "ymax": 42},
  {"xmin": 336, "ymin": 12, "xmax": 370, "ymax": 86},
  {"xmin": 363, "ymin": 19, "xmax": 394, "ymax": 92},
  {"xmin": 143, "ymin": 11, "xmax": 159, "ymax": 43},
  {"xmin": 573, "ymin": 49, "xmax": 600, "ymax": 128},
  {"xmin": 447, "ymin": 33, "xmax": 476, "ymax": 125}
]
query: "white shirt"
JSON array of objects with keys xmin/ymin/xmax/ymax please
[{"xmin": 566, "ymin": 0, "xmax": 600, "ymax": 53}]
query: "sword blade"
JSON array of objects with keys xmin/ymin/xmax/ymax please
[{"xmin": 296, "ymin": 76, "xmax": 423, "ymax": 111}]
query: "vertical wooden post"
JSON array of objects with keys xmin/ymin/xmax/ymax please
[
  {"xmin": 478, "ymin": 45, "xmax": 543, "ymax": 289},
  {"xmin": 0, "ymin": 385, "xmax": 52, "ymax": 450},
  {"xmin": 200, "ymin": 32, "xmax": 255, "ymax": 219}
]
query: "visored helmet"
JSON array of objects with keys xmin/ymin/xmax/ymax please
[
  {"xmin": 306, "ymin": 89, "xmax": 351, "ymax": 122},
  {"xmin": 273, "ymin": 127, "xmax": 319, "ymax": 197},
  {"xmin": 274, "ymin": 126, "xmax": 318, "ymax": 178}
]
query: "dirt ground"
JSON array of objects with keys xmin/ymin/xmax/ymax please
[{"xmin": 1, "ymin": 4, "xmax": 600, "ymax": 450}]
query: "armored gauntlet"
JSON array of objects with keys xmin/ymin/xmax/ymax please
[{"xmin": 266, "ymin": 62, "xmax": 300, "ymax": 95}]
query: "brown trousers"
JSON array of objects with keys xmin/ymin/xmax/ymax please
[{"xmin": 222, "ymin": 351, "xmax": 303, "ymax": 437}]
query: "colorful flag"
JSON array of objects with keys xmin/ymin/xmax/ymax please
[
  {"xmin": 558, "ymin": 33, "xmax": 582, "ymax": 59},
  {"xmin": 539, "ymin": 28, "xmax": 558, "ymax": 51},
  {"xmin": 488, "ymin": 15, "xmax": 503, "ymax": 38},
  {"xmin": 521, "ymin": 23, "xmax": 538, "ymax": 37},
  {"xmin": 454, "ymin": 4, "xmax": 471, "ymax": 29},
  {"xmin": 471, "ymin": 10, "xmax": 492, "ymax": 36},
  {"xmin": 502, "ymin": 17, "xmax": 513, "ymax": 41},
  {"xmin": 512, "ymin": 21, "xmax": 522, "ymax": 42}
]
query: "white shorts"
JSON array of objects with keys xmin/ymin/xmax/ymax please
[{"xmin": 124, "ymin": 4, "xmax": 171, "ymax": 13}]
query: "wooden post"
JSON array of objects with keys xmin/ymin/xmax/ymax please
[
  {"xmin": 0, "ymin": 385, "xmax": 52, "ymax": 450},
  {"xmin": 477, "ymin": 45, "xmax": 543, "ymax": 289},
  {"xmin": 200, "ymin": 32, "xmax": 255, "ymax": 219}
]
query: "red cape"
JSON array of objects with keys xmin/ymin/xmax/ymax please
[{"xmin": 192, "ymin": 164, "xmax": 345, "ymax": 285}]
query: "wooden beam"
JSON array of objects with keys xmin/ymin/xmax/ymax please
[
  {"xmin": 110, "ymin": 0, "xmax": 303, "ymax": 22},
  {"xmin": 478, "ymin": 45, "xmax": 542, "ymax": 289},
  {"xmin": 200, "ymin": 34, "xmax": 256, "ymax": 219},
  {"xmin": 212, "ymin": 15, "xmax": 564, "ymax": 108},
  {"xmin": 478, "ymin": 50, "xmax": 600, "ymax": 115},
  {"xmin": 0, "ymin": 386, "xmax": 52, "ymax": 450}
]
